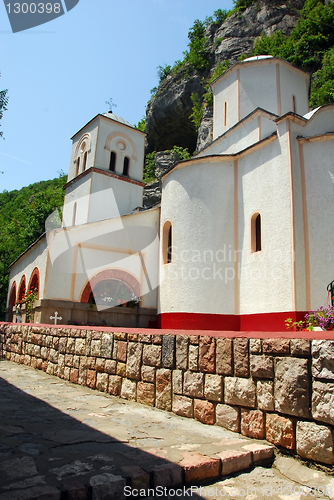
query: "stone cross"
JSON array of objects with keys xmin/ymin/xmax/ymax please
[{"xmin": 50, "ymin": 311, "xmax": 62, "ymax": 325}]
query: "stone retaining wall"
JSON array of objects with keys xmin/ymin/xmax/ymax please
[{"xmin": 1, "ymin": 324, "xmax": 334, "ymax": 465}]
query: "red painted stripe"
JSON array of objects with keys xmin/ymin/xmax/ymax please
[{"xmin": 158, "ymin": 311, "xmax": 308, "ymax": 333}]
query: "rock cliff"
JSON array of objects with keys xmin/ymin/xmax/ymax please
[{"xmin": 145, "ymin": 0, "xmax": 305, "ymax": 154}]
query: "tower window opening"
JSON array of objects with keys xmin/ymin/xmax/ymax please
[
  {"xmin": 251, "ymin": 213, "xmax": 262, "ymax": 253},
  {"xmin": 292, "ymin": 95, "xmax": 297, "ymax": 113},
  {"xmin": 123, "ymin": 157, "xmax": 130, "ymax": 176},
  {"xmin": 83, "ymin": 151, "xmax": 88, "ymax": 171},
  {"xmin": 163, "ymin": 221, "xmax": 173, "ymax": 264},
  {"xmin": 224, "ymin": 101, "xmax": 227, "ymax": 127},
  {"xmin": 76, "ymin": 157, "xmax": 80, "ymax": 176},
  {"xmin": 109, "ymin": 151, "xmax": 116, "ymax": 171}
]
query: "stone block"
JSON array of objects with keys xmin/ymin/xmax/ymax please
[
  {"xmin": 95, "ymin": 358, "xmax": 105, "ymax": 372},
  {"xmin": 204, "ymin": 374, "xmax": 223, "ymax": 401},
  {"xmin": 234, "ymin": 338, "xmax": 249, "ymax": 377},
  {"xmin": 89, "ymin": 473, "xmax": 125, "ymax": 500},
  {"xmin": 128, "ymin": 333, "xmax": 138, "ymax": 342},
  {"xmin": 176, "ymin": 335, "xmax": 188, "ymax": 369},
  {"xmin": 296, "ymin": 421, "xmax": 334, "ymax": 465},
  {"xmin": 96, "ymin": 372, "xmax": 109, "ymax": 392},
  {"xmin": 108, "ymin": 375, "xmax": 122, "ymax": 396},
  {"xmin": 224, "ymin": 377, "xmax": 256, "ymax": 407},
  {"xmin": 188, "ymin": 345, "xmax": 198, "ymax": 371},
  {"xmin": 69, "ymin": 368, "xmax": 79, "ymax": 384},
  {"xmin": 156, "ymin": 368, "xmax": 172, "ymax": 411},
  {"xmin": 218, "ymin": 450, "xmax": 252, "ymax": 476},
  {"xmin": 189, "ymin": 335, "xmax": 199, "ymax": 344},
  {"xmin": 250, "ymin": 355, "xmax": 274, "ymax": 378},
  {"xmin": 199, "ymin": 336, "xmax": 215, "ymax": 373},
  {"xmin": 216, "ymin": 338, "xmax": 233, "ymax": 375},
  {"xmin": 137, "ymin": 381, "xmax": 155, "ymax": 406},
  {"xmin": 152, "ymin": 463, "xmax": 182, "ymax": 488},
  {"xmin": 312, "ymin": 340, "xmax": 334, "ymax": 380},
  {"xmin": 101, "ymin": 333, "xmax": 113, "ymax": 358},
  {"xmin": 249, "ymin": 338, "xmax": 262, "ymax": 354},
  {"xmin": 183, "ymin": 371, "xmax": 204, "ymax": 398},
  {"xmin": 138, "ymin": 334, "xmax": 151, "ymax": 343},
  {"xmin": 90, "ymin": 339, "xmax": 101, "ymax": 357},
  {"xmin": 126, "ymin": 343, "xmax": 143, "ymax": 380},
  {"xmin": 194, "ymin": 399, "xmax": 215, "ymax": 425},
  {"xmin": 172, "ymin": 395, "xmax": 194, "ymax": 418},
  {"xmin": 216, "ymin": 404, "xmax": 240, "ymax": 433},
  {"xmin": 263, "ymin": 338, "xmax": 290, "ymax": 354},
  {"xmin": 62, "ymin": 481, "xmax": 87, "ymax": 500},
  {"xmin": 240, "ymin": 408, "xmax": 265, "ymax": 439},
  {"xmin": 121, "ymin": 466, "xmax": 150, "ymax": 491},
  {"xmin": 59, "ymin": 337, "xmax": 67, "ymax": 354},
  {"xmin": 116, "ymin": 362, "xmax": 126, "ymax": 377},
  {"xmin": 66, "ymin": 337, "xmax": 75, "ymax": 354},
  {"xmin": 116, "ymin": 340, "xmax": 127, "ymax": 363},
  {"xmin": 75, "ymin": 338, "xmax": 86, "ymax": 356},
  {"xmin": 162, "ymin": 334, "xmax": 175, "ymax": 368},
  {"xmin": 73, "ymin": 355, "xmax": 80, "ymax": 369},
  {"xmin": 266, "ymin": 413, "xmax": 295, "ymax": 449},
  {"xmin": 86, "ymin": 370, "xmax": 96, "ymax": 389},
  {"xmin": 257, "ymin": 380, "xmax": 274, "ymax": 411},
  {"xmin": 121, "ymin": 378, "xmax": 137, "ymax": 400},
  {"xmin": 87, "ymin": 356, "xmax": 96, "ymax": 369},
  {"xmin": 152, "ymin": 334, "xmax": 162, "ymax": 344},
  {"xmin": 105, "ymin": 359, "xmax": 116, "ymax": 375},
  {"xmin": 312, "ymin": 380, "xmax": 334, "ymax": 425},
  {"xmin": 242, "ymin": 444, "xmax": 274, "ymax": 463},
  {"xmin": 172, "ymin": 369, "xmax": 183, "ymax": 394},
  {"xmin": 113, "ymin": 331, "xmax": 127, "ymax": 340},
  {"xmin": 180, "ymin": 452, "xmax": 220, "ymax": 483},
  {"xmin": 142, "ymin": 344, "xmax": 161, "ymax": 367},
  {"xmin": 274, "ymin": 357, "xmax": 310, "ymax": 417},
  {"xmin": 112, "ymin": 339, "xmax": 118, "ymax": 360},
  {"xmin": 290, "ymin": 338, "xmax": 310, "ymax": 356},
  {"xmin": 141, "ymin": 365, "xmax": 155, "ymax": 383}
]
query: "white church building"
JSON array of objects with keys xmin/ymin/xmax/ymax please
[{"xmin": 6, "ymin": 56, "xmax": 334, "ymax": 331}]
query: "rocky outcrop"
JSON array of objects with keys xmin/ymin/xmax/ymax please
[
  {"xmin": 145, "ymin": 0, "xmax": 305, "ymax": 154},
  {"xmin": 143, "ymin": 151, "xmax": 181, "ymax": 208}
]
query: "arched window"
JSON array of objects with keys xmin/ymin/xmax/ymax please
[
  {"xmin": 163, "ymin": 221, "xmax": 173, "ymax": 264},
  {"xmin": 123, "ymin": 157, "xmax": 130, "ymax": 176},
  {"xmin": 251, "ymin": 213, "xmax": 262, "ymax": 253},
  {"xmin": 109, "ymin": 151, "xmax": 116, "ymax": 171},
  {"xmin": 18, "ymin": 276, "xmax": 26, "ymax": 303},
  {"xmin": 9, "ymin": 282, "xmax": 16, "ymax": 308},
  {"xmin": 28, "ymin": 268, "xmax": 40, "ymax": 299},
  {"xmin": 83, "ymin": 151, "xmax": 88, "ymax": 171},
  {"xmin": 88, "ymin": 279, "xmax": 138, "ymax": 307},
  {"xmin": 224, "ymin": 101, "xmax": 228, "ymax": 127},
  {"xmin": 76, "ymin": 157, "xmax": 80, "ymax": 176}
]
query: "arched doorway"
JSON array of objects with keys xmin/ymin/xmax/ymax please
[
  {"xmin": 81, "ymin": 269, "xmax": 141, "ymax": 307},
  {"xmin": 17, "ymin": 276, "xmax": 26, "ymax": 303}
]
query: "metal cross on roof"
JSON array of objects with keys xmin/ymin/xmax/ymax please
[{"xmin": 105, "ymin": 98, "xmax": 117, "ymax": 112}]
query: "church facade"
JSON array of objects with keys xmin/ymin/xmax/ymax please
[{"xmin": 6, "ymin": 56, "xmax": 334, "ymax": 331}]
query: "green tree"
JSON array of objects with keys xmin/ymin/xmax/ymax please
[{"xmin": 310, "ymin": 46, "xmax": 334, "ymax": 106}]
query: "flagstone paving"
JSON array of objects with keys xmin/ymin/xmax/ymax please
[{"xmin": 0, "ymin": 360, "xmax": 333, "ymax": 500}]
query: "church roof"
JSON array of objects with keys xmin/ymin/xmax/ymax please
[{"xmin": 102, "ymin": 111, "xmax": 133, "ymax": 127}]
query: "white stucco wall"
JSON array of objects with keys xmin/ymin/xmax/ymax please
[
  {"xmin": 63, "ymin": 175, "xmax": 91, "ymax": 227},
  {"xmin": 68, "ymin": 120, "xmax": 98, "ymax": 181},
  {"xmin": 301, "ymin": 138, "xmax": 334, "ymax": 309},
  {"xmin": 7, "ymin": 236, "xmax": 48, "ymax": 306},
  {"xmin": 44, "ymin": 208, "xmax": 160, "ymax": 308},
  {"xmin": 280, "ymin": 63, "xmax": 309, "ymax": 116},
  {"xmin": 239, "ymin": 62, "xmax": 278, "ymax": 120},
  {"xmin": 213, "ymin": 70, "xmax": 238, "ymax": 140},
  {"xmin": 95, "ymin": 116, "xmax": 145, "ymax": 182},
  {"xmin": 160, "ymin": 160, "xmax": 235, "ymax": 315},
  {"xmin": 237, "ymin": 137, "xmax": 294, "ymax": 314}
]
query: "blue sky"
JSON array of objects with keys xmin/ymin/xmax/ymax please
[{"xmin": 0, "ymin": 0, "xmax": 235, "ymax": 193}]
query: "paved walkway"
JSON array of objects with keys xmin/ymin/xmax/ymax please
[{"xmin": 0, "ymin": 360, "xmax": 333, "ymax": 500}]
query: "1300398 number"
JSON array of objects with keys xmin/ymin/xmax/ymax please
[{"xmin": 6, "ymin": 3, "xmax": 61, "ymax": 14}]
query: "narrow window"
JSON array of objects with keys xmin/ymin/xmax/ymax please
[
  {"xmin": 76, "ymin": 157, "xmax": 80, "ymax": 176},
  {"xmin": 83, "ymin": 151, "xmax": 88, "ymax": 171},
  {"xmin": 123, "ymin": 157, "xmax": 130, "ymax": 176},
  {"xmin": 72, "ymin": 202, "xmax": 77, "ymax": 226},
  {"xmin": 109, "ymin": 151, "xmax": 116, "ymax": 171},
  {"xmin": 224, "ymin": 101, "xmax": 227, "ymax": 127},
  {"xmin": 251, "ymin": 213, "xmax": 261, "ymax": 253},
  {"xmin": 292, "ymin": 95, "xmax": 297, "ymax": 113},
  {"xmin": 163, "ymin": 221, "xmax": 172, "ymax": 264}
]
